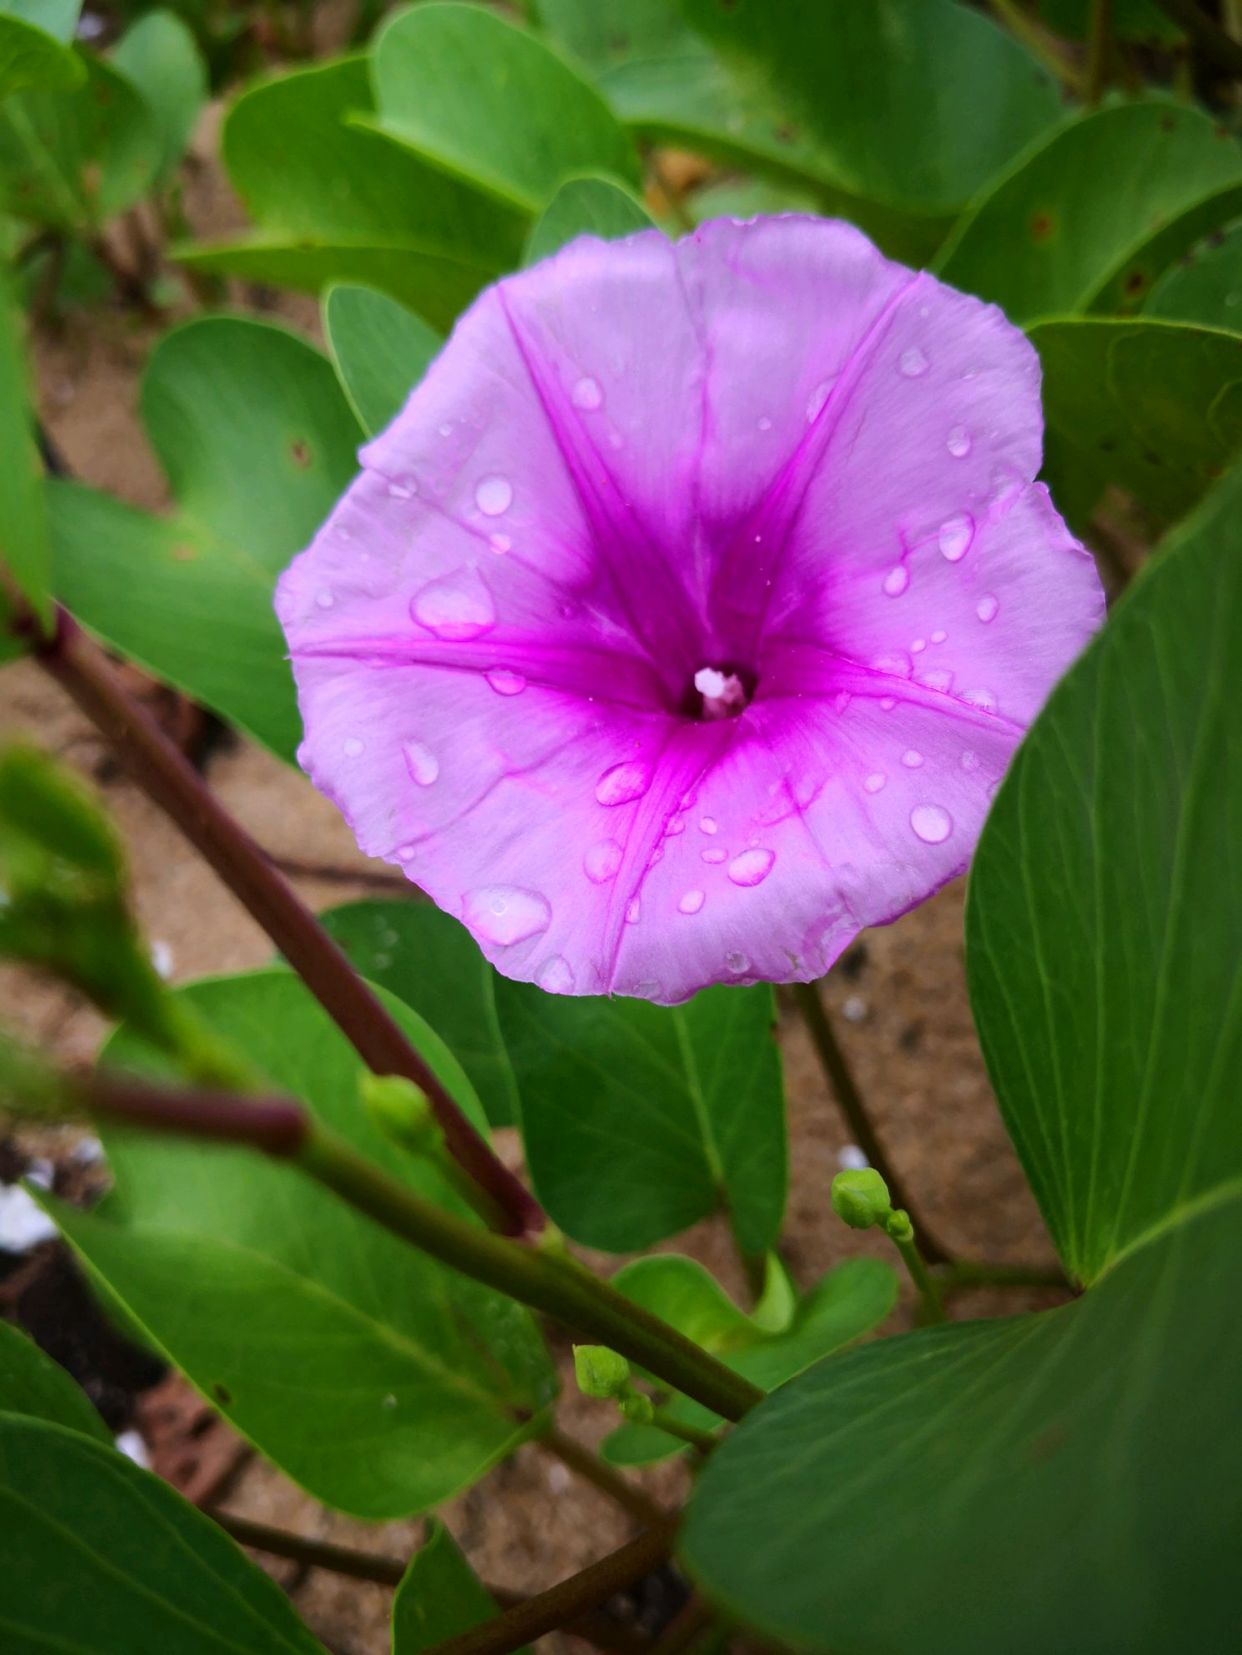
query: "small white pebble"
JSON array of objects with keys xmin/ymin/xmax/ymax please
[
  {"xmin": 115, "ymin": 1430, "xmax": 150, "ymax": 1470},
  {"xmin": 837, "ymin": 1144, "xmax": 870, "ymax": 1171},
  {"xmin": 150, "ymin": 940, "xmax": 174, "ymax": 980},
  {"xmin": 0, "ymin": 1186, "xmax": 58, "ymax": 1251},
  {"xmin": 841, "ymin": 995, "xmax": 868, "ymax": 1024}
]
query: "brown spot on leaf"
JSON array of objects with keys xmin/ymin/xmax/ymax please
[
  {"xmin": 290, "ymin": 439, "xmax": 312, "ymax": 469},
  {"xmin": 171, "ymin": 542, "xmax": 196, "ymax": 563},
  {"xmin": 1030, "ymin": 211, "xmax": 1056, "ymax": 243}
]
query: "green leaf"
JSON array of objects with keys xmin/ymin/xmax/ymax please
[
  {"xmin": 0, "ymin": 1414, "xmax": 327, "ymax": 1652},
  {"xmin": 48, "ymin": 968, "xmax": 556, "ymax": 1519},
  {"xmin": 602, "ymin": 1254, "xmax": 895, "ymax": 1465},
  {"xmin": 1037, "ymin": 0, "xmax": 1183, "ymax": 40},
  {"xmin": 675, "ymin": 0, "xmax": 1059, "ymax": 215},
  {"xmin": 0, "ymin": 1320, "xmax": 109, "ymax": 1441},
  {"xmin": 968, "ymin": 465, "xmax": 1242, "ymax": 1285},
  {"xmin": 524, "ymin": 173, "xmax": 654, "ymax": 264},
  {"xmin": 179, "ymin": 56, "xmax": 525, "ymax": 327},
  {"xmin": 1145, "ymin": 219, "xmax": 1242, "ymax": 332},
  {"xmin": 322, "ymin": 283, "xmax": 441, "ymax": 439},
  {"xmin": 937, "ymin": 101, "xmax": 1242, "ymax": 324},
  {"xmin": 1031, "ymin": 317, "xmax": 1242, "ymax": 533},
  {"xmin": 682, "ymin": 1190, "xmax": 1242, "ymax": 1655},
  {"xmin": 0, "ymin": 259, "xmax": 51, "ymax": 626},
  {"xmin": 51, "ymin": 315, "xmax": 364, "ymax": 760},
  {"xmin": 0, "ymin": 5, "xmax": 82, "ymax": 100},
  {"xmin": 111, "ymin": 9, "xmax": 207, "ymax": 187},
  {"xmin": 319, "ymin": 899, "xmax": 519, "ymax": 1130},
  {"xmin": 365, "ymin": 3, "xmax": 641, "ymax": 215},
  {"xmin": 533, "ymin": 0, "xmax": 689, "ymax": 72},
  {"xmin": 0, "ymin": 49, "xmax": 160, "ymax": 229},
  {"xmin": 393, "ymin": 1518, "xmax": 524, "ymax": 1655},
  {"xmin": 494, "ymin": 982, "xmax": 786, "ymax": 1254}
]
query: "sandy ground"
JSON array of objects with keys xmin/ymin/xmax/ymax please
[{"xmin": 0, "ymin": 108, "xmax": 1065, "ymax": 1655}]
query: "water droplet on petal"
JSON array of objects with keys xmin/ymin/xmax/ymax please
[
  {"xmin": 315, "ymin": 587, "xmax": 335, "ymax": 610},
  {"xmin": 902, "ymin": 749, "xmax": 924, "ymax": 768},
  {"xmin": 486, "ymin": 667, "xmax": 526, "ymax": 696},
  {"xmin": 402, "ymin": 740, "xmax": 439, "ymax": 787},
  {"xmin": 911, "ymin": 637, "xmax": 927, "ymax": 654},
  {"xmin": 702, "ymin": 846, "xmax": 727, "ymax": 863},
  {"xmin": 920, "ymin": 668, "xmax": 954, "ymax": 693},
  {"xmin": 489, "ymin": 533, "xmax": 512, "ymax": 554},
  {"xmin": 930, "ymin": 628, "xmax": 947, "ymax": 644},
  {"xmin": 864, "ymin": 772, "xmax": 886, "ymax": 794},
  {"xmin": 899, "ymin": 346, "xmax": 928, "ymax": 378},
  {"xmin": 678, "ymin": 888, "xmax": 706, "ymax": 915},
  {"xmin": 880, "ymin": 696, "xmax": 897, "ymax": 712},
  {"xmin": 727, "ymin": 848, "xmax": 775, "ymax": 887},
  {"xmin": 873, "ymin": 651, "xmax": 912, "ymax": 678},
  {"xmin": 537, "ymin": 955, "xmax": 575, "ymax": 993},
  {"xmin": 625, "ymin": 898, "xmax": 641, "ymax": 925},
  {"xmin": 475, "ymin": 475, "xmax": 512, "ymax": 517},
  {"xmin": 910, "ymin": 804, "xmax": 953, "ymax": 844},
  {"xmin": 883, "ymin": 565, "xmax": 909, "ymax": 597},
  {"xmin": 584, "ymin": 839, "xmax": 623, "ymax": 883},
  {"xmin": 395, "ymin": 844, "xmax": 415, "ymax": 861},
  {"xmin": 699, "ymin": 816, "xmax": 718, "ymax": 835},
  {"xmin": 572, "ymin": 376, "xmax": 603, "ymax": 410},
  {"xmin": 806, "ymin": 381, "xmax": 831, "ymax": 422},
  {"xmin": 595, "ymin": 760, "xmax": 651, "ymax": 806},
  {"xmin": 664, "ymin": 814, "xmax": 686, "ymax": 837},
  {"xmin": 938, "ymin": 513, "xmax": 974, "ymax": 562},
  {"xmin": 343, "ymin": 736, "xmax": 364, "ymax": 757},
  {"xmin": 464, "ymin": 885, "xmax": 551, "ymax": 946},
  {"xmin": 725, "ymin": 950, "xmax": 749, "ymax": 974},
  {"xmin": 411, "ymin": 568, "xmax": 496, "ymax": 640},
  {"xmin": 960, "ymin": 749, "xmax": 981, "ymax": 772},
  {"xmin": 947, "ymin": 425, "xmax": 972, "ymax": 458},
  {"xmin": 757, "ymin": 415, "xmax": 772, "ymax": 431},
  {"xmin": 388, "ymin": 480, "xmax": 415, "ymax": 500},
  {"xmin": 962, "ymin": 687, "xmax": 998, "ymax": 712},
  {"xmin": 438, "ymin": 422, "xmax": 453, "ymax": 438},
  {"xmin": 976, "ymin": 593, "xmax": 999, "ymax": 623}
]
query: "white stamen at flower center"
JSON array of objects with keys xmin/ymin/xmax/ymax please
[{"xmin": 694, "ymin": 667, "xmax": 749, "ymax": 720}]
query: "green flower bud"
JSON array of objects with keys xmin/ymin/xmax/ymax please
[
  {"xmin": 830, "ymin": 1167, "xmax": 893, "ymax": 1230},
  {"xmin": 619, "ymin": 1393, "xmax": 655, "ymax": 1426},
  {"xmin": 573, "ymin": 1344, "xmax": 631, "ymax": 1400},
  {"xmin": 361, "ymin": 1074, "xmax": 442, "ymax": 1156},
  {"xmin": 884, "ymin": 1208, "xmax": 914, "ymax": 1244}
]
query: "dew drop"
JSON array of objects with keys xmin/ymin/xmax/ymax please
[
  {"xmin": 946, "ymin": 425, "xmax": 972, "ymax": 458},
  {"xmin": 678, "ymin": 888, "xmax": 706, "ymax": 915},
  {"xmin": 438, "ymin": 422, "xmax": 453, "ymax": 438},
  {"xmin": 701, "ymin": 846, "xmax": 727, "ymax": 864},
  {"xmin": 388, "ymin": 480, "xmax": 415, "ymax": 500},
  {"xmin": 757, "ymin": 415, "xmax": 772, "ymax": 431},
  {"xmin": 873, "ymin": 651, "xmax": 912, "ymax": 678},
  {"xmin": 920, "ymin": 669, "xmax": 954, "ymax": 693},
  {"xmin": 584, "ymin": 839, "xmax": 623, "ymax": 883},
  {"xmin": 595, "ymin": 759, "xmax": 651, "ymax": 807},
  {"xmin": 625, "ymin": 898, "xmax": 641, "ymax": 925},
  {"xmin": 727, "ymin": 848, "xmax": 775, "ymax": 887},
  {"xmin": 343, "ymin": 736, "xmax": 364, "ymax": 757},
  {"xmin": 571, "ymin": 376, "xmax": 603, "ymax": 410},
  {"xmin": 911, "ymin": 638, "xmax": 927, "ymax": 654},
  {"xmin": 805, "ymin": 381, "xmax": 831, "ymax": 422},
  {"xmin": 880, "ymin": 696, "xmax": 897, "ymax": 712},
  {"xmin": 489, "ymin": 533, "xmax": 512, "ymax": 554},
  {"xmin": 699, "ymin": 815, "xmax": 718, "ymax": 835},
  {"xmin": 315, "ymin": 587, "xmax": 335, "ymax": 610},
  {"xmin": 395, "ymin": 845, "xmax": 415, "ymax": 861},
  {"xmin": 411, "ymin": 568, "xmax": 496, "ymax": 640},
  {"xmin": 883, "ymin": 565, "xmax": 909, "ymax": 597},
  {"xmin": 899, "ymin": 346, "xmax": 928, "ymax": 378},
  {"xmin": 463, "ymin": 885, "xmax": 551, "ymax": 946},
  {"xmin": 537, "ymin": 955, "xmax": 575, "ymax": 993},
  {"xmin": 402, "ymin": 740, "xmax": 439, "ymax": 787},
  {"xmin": 902, "ymin": 749, "xmax": 924, "ymax": 768},
  {"xmin": 486, "ymin": 667, "xmax": 526, "ymax": 696},
  {"xmin": 475, "ymin": 475, "xmax": 513, "ymax": 517},
  {"xmin": 976, "ymin": 593, "xmax": 999, "ymax": 623},
  {"xmin": 930, "ymin": 628, "xmax": 947, "ymax": 644},
  {"xmin": 864, "ymin": 772, "xmax": 887, "ymax": 794},
  {"xmin": 664, "ymin": 814, "xmax": 686, "ymax": 837},
  {"xmin": 960, "ymin": 749, "xmax": 981, "ymax": 773},
  {"xmin": 938, "ymin": 514, "xmax": 973, "ymax": 562},
  {"xmin": 725, "ymin": 950, "xmax": 749, "ymax": 974},
  {"xmin": 910, "ymin": 804, "xmax": 953, "ymax": 844},
  {"xmin": 962, "ymin": 687, "xmax": 998, "ymax": 713}
]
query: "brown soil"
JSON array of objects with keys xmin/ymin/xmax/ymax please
[{"xmin": 1, "ymin": 105, "xmax": 1064, "ymax": 1655}]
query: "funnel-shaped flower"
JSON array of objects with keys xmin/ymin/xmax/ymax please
[{"xmin": 277, "ymin": 217, "xmax": 1103, "ymax": 1004}]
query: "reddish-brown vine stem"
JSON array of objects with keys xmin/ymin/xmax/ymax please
[{"xmin": 33, "ymin": 606, "xmax": 543, "ymax": 1237}]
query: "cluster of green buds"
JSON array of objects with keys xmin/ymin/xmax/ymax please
[
  {"xmin": 572, "ymin": 1344, "xmax": 655, "ymax": 1424},
  {"xmin": 830, "ymin": 1166, "xmax": 910, "ymax": 1240}
]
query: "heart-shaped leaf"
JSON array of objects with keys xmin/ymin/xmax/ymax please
[
  {"xmin": 322, "ymin": 284, "xmax": 442, "ymax": 439},
  {"xmin": 111, "ymin": 10, "xmax": 207, "ymax": 188},
  {"xmin": 48, "ymin": 969, "xmax": 556, "ymax": 1519},
  {"xmin": 524, "ymin": 173, "xmax": 654, "ymax": 264}
]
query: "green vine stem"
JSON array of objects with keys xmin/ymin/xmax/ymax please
[
  {"xmin": 415, "ymin": 1527, "xmax": 674, "ymax": 1655},
  {"xmin": 792, "ymin": 980, "xmax": 949, "ymax": 1263},
  {"xmin": 30, "ymin": 605, "xmax": 543, "ymax": 1239},
  {"xmin": 63, "ymin": 1070, "xmax": 765, "ymax": 1423}
]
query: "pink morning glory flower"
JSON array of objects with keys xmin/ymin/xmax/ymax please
[{"xmin": 277, "ymin": 217, "xmax": 1103, "ymax": 1005}]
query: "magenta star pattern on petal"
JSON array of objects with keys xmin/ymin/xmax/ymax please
[{"xmin": 276, "ymin": 217, "xmax": 1104, "ymax": 1005}]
